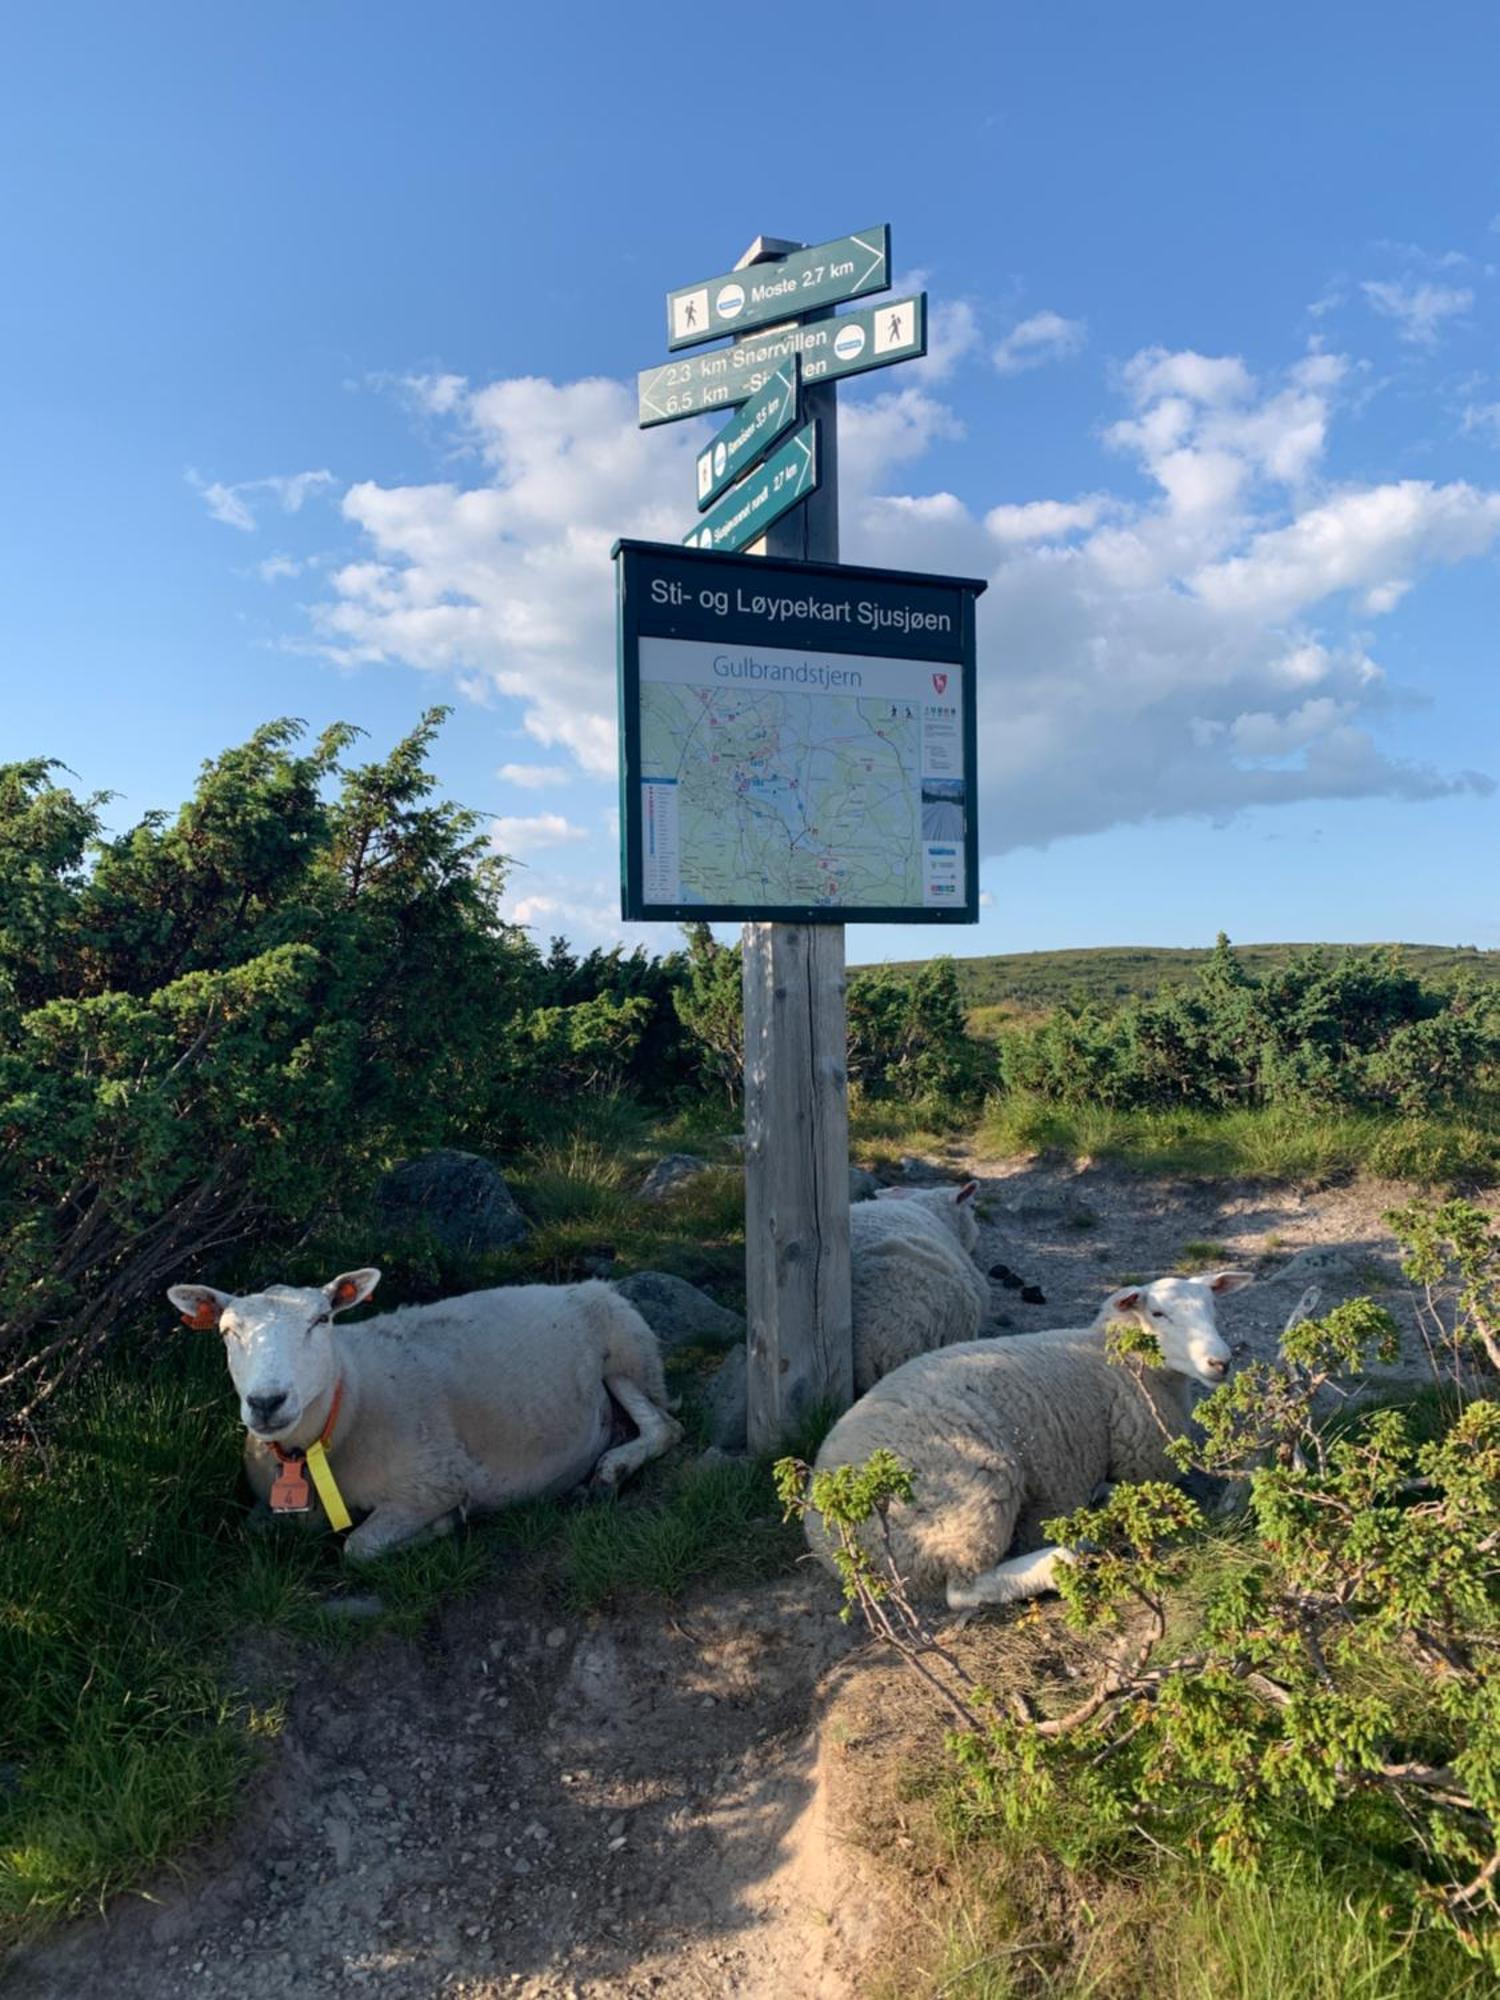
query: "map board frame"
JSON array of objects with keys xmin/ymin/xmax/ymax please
[{"xmin": 613, "ymin": 540, "xmax": 985, "ymax": 925}]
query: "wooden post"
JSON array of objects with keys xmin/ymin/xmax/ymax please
[
  {"xmin": 742, "ymin": 922, "xmax": 852, "ymax": 1446},
  {"xmin": 735, "ymin": 239, "xmax": 853, "ymax": 1451}
]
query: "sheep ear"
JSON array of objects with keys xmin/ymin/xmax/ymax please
[
  {"xmin": 167, "ymin": 1284, "xmax": 232, "ymax": 1331},
  {"xmin": 1107, "ymin": 1287, "xmax": 1143, "ymax": 1316},
  {"xmin": 325, "ymin": 1268, "xmax": 381, "ymax": 1313},
  {"xmin": 1208, "ymin": 1270, "xmax": 1254, "ymax": 1296},
  {"xmin": 955, "ymin": 1180, "xmax": 978, "ymax": 1205}
]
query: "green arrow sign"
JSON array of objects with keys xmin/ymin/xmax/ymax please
[
  {"xmin": 666, "ymin": 227, "xmax": 889, "ymax": 351},
  {"xmin": 696, "ymin": 359, "xmax": 799, "ymax": 512},
  {"xmin": 683, "ymin": 422, "xmax": 817, "ymax": 554},
  {"xmin": 638, "ymin": 295, "xmax": 926, "ymax": 427}
]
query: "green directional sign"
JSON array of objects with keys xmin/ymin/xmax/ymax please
[
  {"xmin": 696, "ymin": 359, "xmax": 799, "ymax": 512},
  {"xmin": 683, "ymin": 422, "xmax": 817, "ymax": 555},
  {"xmin": 666, "ymin": 227, "xmax": 890, "ymax": 351},
  {"xmin": 638, "ymin": 295, "xmax": 926, "ymax": 427}
]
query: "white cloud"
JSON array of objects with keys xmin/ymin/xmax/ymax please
[
  {"xmin": 920, "ymin": 299, "xmax": 981, "ymax": 381},
  {"xmin": 1360, "ymin": 278, "xmax": 1473, "ymax": 345},
  {"xmin": 189, "ymin": 467, "xmax": 336, "ymax": 532},
  {"xmin": 1373, "ymin": 240, "xmax": 1473, "ymax": 272},
  {"xmin": 497, "ymin": 864, "xmax": 658, "ymax": 953},
  {"xmin": 299, "ymin": 341, "xmax": 1497, "ymax": 876},
  {"xmin": 402, "ymin": 372, "xmax": 468, "ymax": 416},
  {"xmin": 491, "ymin": 812, "xmax": 589, "ymax": 853},
  {"xmin": 839, "ymin": 387, "xmax": 964, "ymax": 497},
  {"xmin": 992, "ymin": 311, "xmax": 1086, "ymax": 376},
  {"xmin": 257, "ymin": 554, "xmax": 303, "ymax": 583},
  {"xmin": 985, "ymin": 497, "xmax": 1108, "ymax": 544},
  {"xmin": 498, "ymin": 762, "xmax": 569, "ymax": 789},
  {"xmin": 1462, "ymin": 401, "xmax": 1500, "ymax": 443},
  {"xmin": 1192, "ymin": 480, "xmax": 1500, "ymax": 622},
  {"xmin": 1122, "ymin": 348, "xmax": 1253, "ymax": 407},
  {"xmin": 315, "ymin": 376, "xmax": 698, "ymax": 774}
]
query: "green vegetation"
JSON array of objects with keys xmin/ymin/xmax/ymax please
[
  {"xmin": 4, "ymin": 716, "xmax": 1498, "ymax": 1965},
  {"xmin": 977, "ymin": 1096, "xmax": 1500, "ymax": 1185},
  {"xmin": 792, "ymin": 1211, "xmax": 1500, "ymax": 1990},
  {"xmin": 0, "ymin": 1166, "xmax": 796, "ymax": 1945},
  {"xmin": 993, "ymin": 934, "xmax": 1498, "ymax": 1117},
  {"xmin": 878, "ymin": 940, "xmax": 1500, "ymax": 1014}
]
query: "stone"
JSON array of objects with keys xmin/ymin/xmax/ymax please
[
  {"xmin": 1270, "ymin": 1245, "xmax": 1363, "ymax": 1287},
  {"xmin": 848, "ymin": 1166, "xmax": 882, "ymax": 1203},
  {"xmin": 376, "ymin": 1149, "xmax": 528, "ymax": 1255},
  {"xmin": 612, "ymin": 1272, "xmax": 745, "ymax": 1354},
  {"xmin": 319, "ymin": 1593, "xmax": 386, "ymax": 1621},
  {"xmin": 635, "ymin": 1154, "xmax": 711, "ymax": 1203},
  {"xmin": 702, "ymin": 1344, "xmax": 748, "ymax": 1452}
]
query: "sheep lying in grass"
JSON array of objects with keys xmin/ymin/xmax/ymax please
[
  {"xmin": 809, "ymin": 1271, "xmax": 1252, "ymax": 1611},
  {"xmin": 851, "ymin": 1181, "xmax": 991, "ymax": 1391},
  {"xmin": 168, "ymin": 1269, "xmax": 681, "ymax": 1561}
]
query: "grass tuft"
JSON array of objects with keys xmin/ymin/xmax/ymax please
[
  {"xmin": 977, "ymin": 1093, "xmax": 1500, "ymax": 1187},
  {"xmin": 562, "ymin": 1454, "xmax": 796, "ymax": 1613}
]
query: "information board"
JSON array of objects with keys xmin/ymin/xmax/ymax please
[{"xmin": 613, "ymin": 541, "xmax": 985, "ymax": 924}]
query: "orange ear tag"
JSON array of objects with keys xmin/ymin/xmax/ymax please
[{"xmin": 270, "ymin": 1456, "xmax": 312, "ymax": 1513}]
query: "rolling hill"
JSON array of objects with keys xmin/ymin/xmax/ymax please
[{"xmin": 861, "ymin": 942, "xmax": 1500, "ymax": 1014}]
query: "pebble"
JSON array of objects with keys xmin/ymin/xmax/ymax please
[{"xmin": 545, "ymin": 1626, "xmax": 568, "ymax": 1648}]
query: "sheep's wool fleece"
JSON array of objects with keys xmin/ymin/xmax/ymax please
[
  {"xmin": 812, "ymin": 1331, "xmax": 1196, "ymax": 1598},
  {"xmin": 244, "ymin": 1281, "xmax": 666, "ymax": 1523},
  {"xmin": 850, "ymin": 1190, "xmax": 990, "ymax": 1392}
]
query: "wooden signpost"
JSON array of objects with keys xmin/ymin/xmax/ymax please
[
  {"xmin": 739, "ymin": 238, "xmax": 851, "ymax": 1453},
  {"xmin": 620, "ymin": 227, "xmax": 983, "ymax": 1450}
]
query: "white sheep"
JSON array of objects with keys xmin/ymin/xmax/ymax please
[
  {"xmin": 167, "ymin": 1269, "xmax": 682, "ymax": 1561},
  {"xmin": 851, "ymin": 1181, "xmax": 991, "ymax": 1391},
  {"xmin": 809, "ymin": 1271, "xmax": 1252, "ymax": 1611}
]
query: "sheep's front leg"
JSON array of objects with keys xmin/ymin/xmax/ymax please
[
  {"xmin": 592, "ymin": 1376, "xmax": 683, "ymax": 1489},
  {"xmin": 344, "ymin": 1504, "xmax": 460, "ymax": 1563},
  {"xmin": 946, "ymin": 1544, "xmax": 1075, "ymax": 1611}
]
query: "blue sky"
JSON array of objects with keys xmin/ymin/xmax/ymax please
[{"xmin": 3, "ymin": 1, "xmax": 1498, "ymax": 964}]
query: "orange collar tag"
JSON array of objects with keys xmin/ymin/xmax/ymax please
[{"xmin": 270, "ymin": 1457, "xmax": 312, "ymax": 1513}]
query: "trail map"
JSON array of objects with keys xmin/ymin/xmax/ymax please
[{"xmin": 637, "ymin": 637, "xmax": 966, "ymax": 912}]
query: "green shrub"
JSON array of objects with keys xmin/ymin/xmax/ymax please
[
  {"xmin": 0, "ymin": 716, "xmax": 638, "ymax": 1416},
  {"xmin": 798, "ymin": 1266, "xmax": 1500, "ymax": 1969},
  {"xmin": 849, "ymin": 957, "xmax": 991, "ymax": 1108},
  {"xmin": 993, "ymin": 935, "xmax": 1499, "ymax": 1122}
]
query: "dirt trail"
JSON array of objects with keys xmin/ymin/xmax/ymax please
[
  {"xmin": 8, "ymin": 1159, "xmax": 1491, "ymax": 1999},
  {"xmin": 960, "ymin": 1150, "xmax": 1495, "ymax": 1385},
  {"xmin": 4, "ymin": 1567, "xmax": 899, "ymax": 2000}
]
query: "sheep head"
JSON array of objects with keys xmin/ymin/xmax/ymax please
[
  {"xmin": 873, "ymin": 1180, "xmax": 981, "ymax": 1255},
  {"xmin": 1099, "ymin": 1270, "xmax": 1251, "ymax": 1386},
  {"xmin": 167, "ymin": 1269, "xmax": 380, "ymax": 1443}
]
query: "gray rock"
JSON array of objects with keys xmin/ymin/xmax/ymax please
[
  {"xmin": 319, "ymin": 1593, "xmax": 386, "ymax": 1621},
  {"xmin": 635, "ymin": 1153, "xmax": 711, "ymax": 1202},
  {"xmin": 612, "ymin": 1271, "xmax": 745, "ymax": 1353},
  {"xmin": 376, "ymin": 1149, "xmax": 528, "ymax": 1255},
  {"xmin": 1269, "ymin": 1245, "xmax": 1363, "ymax": 1286},
  {"xmin": 898, "ymin": 1154, "xmax": 942, "ymax": 1184},
  {"xmin": 702, "ymin": 1344, "xmax": 748, "ymax": 1452},
  {"xmin": 848, "ymin": 1166, "xmax": 882, "ymax": 1203}
]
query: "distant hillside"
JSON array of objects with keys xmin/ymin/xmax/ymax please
[{"xmin": 862, "ymin": 942, "xmax": 1500, "ymax": 1014}]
